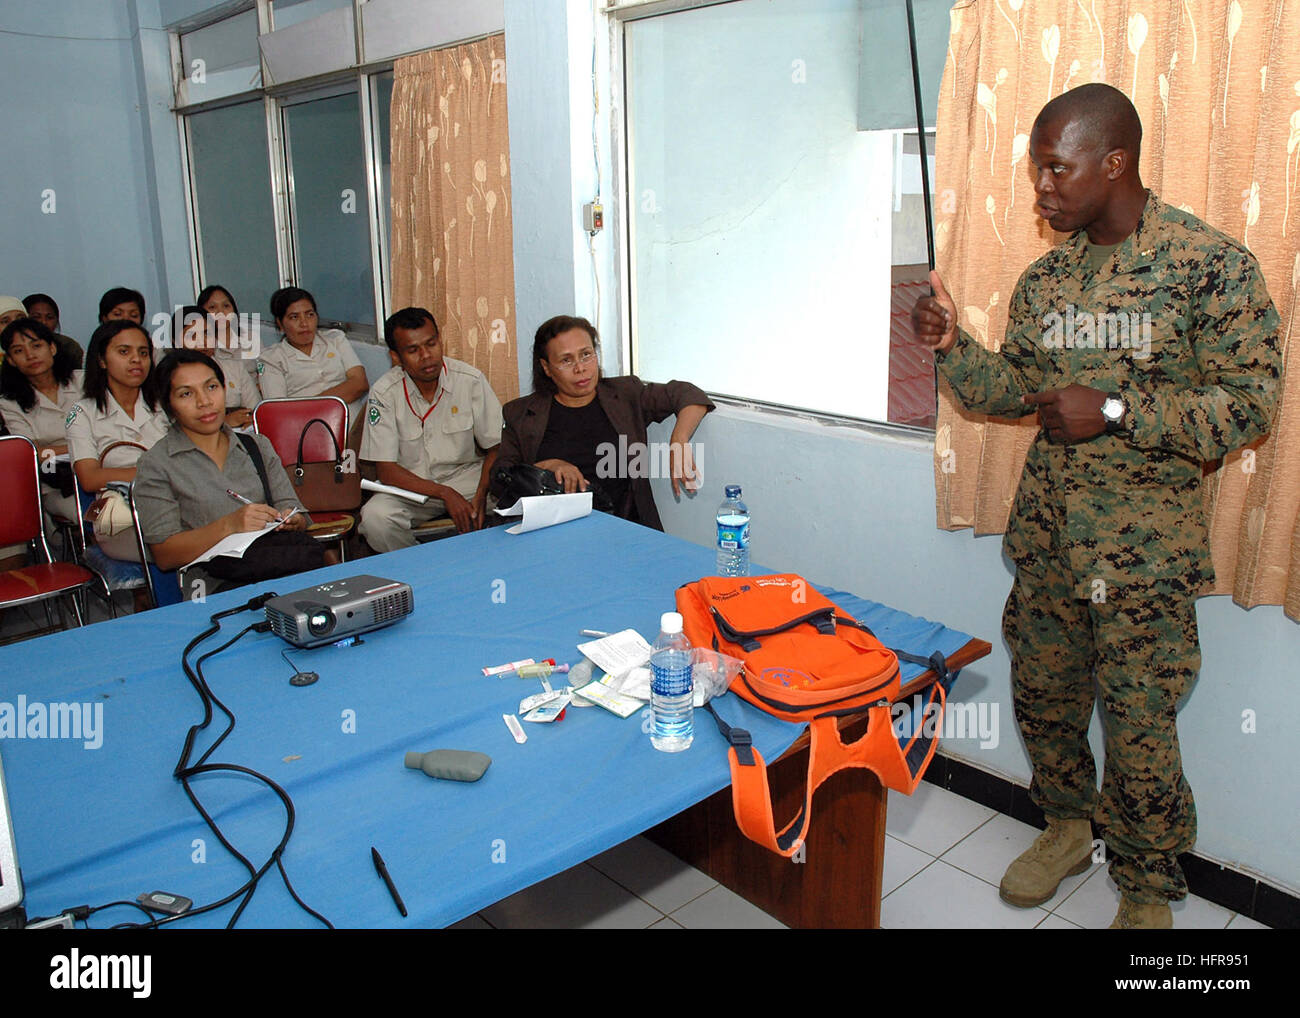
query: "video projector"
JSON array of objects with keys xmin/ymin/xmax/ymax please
[{"xmin": 264, "ymin": 575, "xmax": 414, "ymax": 648}]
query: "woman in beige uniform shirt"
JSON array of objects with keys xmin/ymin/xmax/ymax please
[
  {"xmin": 0, "ymin": 318, "xmax": 84, "ymax": 553},
  {"xmin": 173, "ymin": 305, "xmax": 261, "ymax": 429},
  {"xmin": 66, "ymin": 320, "xmax": 169, "ymax": 561},
  {"xmin": 257, "ymin": 286, "xmax": 369, "ymax": 448}
]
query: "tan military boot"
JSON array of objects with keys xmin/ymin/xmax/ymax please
[
  {"xmin": 998, "ymin": 817, "xmax": 1094, "ymax": 907},
  {"xmin": 1109, "ymin": 897, "xmax": 1173, "ymax": 929}
]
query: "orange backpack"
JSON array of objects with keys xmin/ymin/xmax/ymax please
[{"xmin": 675, "ymin": 574, "xmax": 948, "ymax": 858}]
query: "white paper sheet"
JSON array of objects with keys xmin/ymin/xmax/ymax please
[
  {"xmin": 610, "ymin": 665, "xmax": 652, "ymax": 701},
  {"xmin": 360, "ymin": 478, "xmax": 430, "ymax": 504},
  {"xmin": 185, "ymin": 508, "xmax": 300, "ymax": 568},
  {"xmin": 494, "ymin": 492, "xmax": 592, "ymax": 534},
  {"xmin": 572, "ymin": 681, "xmax": 642, "ymax": 718},
  {"xmin": 577, "ymin": 629, "xmax": 653, "ymax": 677}
]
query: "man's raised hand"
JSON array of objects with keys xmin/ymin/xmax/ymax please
[{"xmin": 910, "ymin": 270, "xmax": 959, "ymax": 354}]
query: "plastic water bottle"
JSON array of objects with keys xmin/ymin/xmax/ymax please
[
  {"xmin": 650, "ymin": 612, "xmax": 693, "ymax": 752},
  {"xmin": 715, "ymin": 484, "xmax": 750, "ymax": 576}
]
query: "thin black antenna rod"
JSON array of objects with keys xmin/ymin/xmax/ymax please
[{"xmin": 905, "ymin": 0, "xmax": 936, "ymax": 272}]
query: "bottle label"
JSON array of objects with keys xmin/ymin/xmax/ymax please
[
  {"xmin": 652, "ymin": 664, "xmax": 693, "ymax": 697},
  {"xmin": 717, "ymin": 520, "xmax": 749, "ymax": 551}
]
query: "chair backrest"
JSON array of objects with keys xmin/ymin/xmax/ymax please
[
  {"xmin": 128, "ymin": 481, "xmax": 182, "ymax": 608},
  {"xmin": 0, "ymin": 436, "xmax": 47, "ymax": 552},
  {"xmin": 253, "ymin": 397, "xmax": 349, "ymax": 466},
  {"xmin": 68, "ymin": 466, "xmax": 93, "ymax": 558}
]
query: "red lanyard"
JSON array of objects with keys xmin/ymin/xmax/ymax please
[{"xmin": 403, "ymin": 367, "xmax": 446, "ymax": 423}]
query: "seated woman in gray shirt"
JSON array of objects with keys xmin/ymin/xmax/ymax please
[{"xmin": 134, "ymin": 349, "xmax": 327, "ymax": 592}]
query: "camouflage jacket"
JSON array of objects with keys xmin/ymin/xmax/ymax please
[{"xmin": 937, "ymin": 191, "xmax": 1283, "ymax": 598}]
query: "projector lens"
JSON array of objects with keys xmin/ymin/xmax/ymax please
[{"xmin": 307, "ymin": 608, "xmax": 335, "ymax": 637}]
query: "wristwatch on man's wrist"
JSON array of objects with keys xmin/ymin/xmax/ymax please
[{"xmin": 1101, "ymin": 393, "xmax": 1128, "ymax": 434}]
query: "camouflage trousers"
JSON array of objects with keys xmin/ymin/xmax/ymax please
[{"xmin": 1002, "ymin": 561, "xmax": 1200, "ymax": 903}]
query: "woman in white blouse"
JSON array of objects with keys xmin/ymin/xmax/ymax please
[
  {"xmin": 0, "ymin": 318, "xmax": 84, "ymax": 520},
  {"xmin": 257, "ymin": 286, "xmax": 368, "ymax": 404},
  {"xmin": 66, "ymin": 321, "xmax": 169, "ymax": 562},
  {"xmin": 197, "ymin": 284, "xmax": 262, "ymax": 417},
  {"xmin": 173, "ymin": 304, "xmax": 261, "ymax": 430},
  {"xmin": 257, "ymin": 286, "xmax": 369, "ymax": 448},
  {"xmin": 67, "ymin": 321, "xmax": 168, "ymax": 488},
  {"xmin": 0, "ymin": 318, "xmax": 84, "ymax": 568}
]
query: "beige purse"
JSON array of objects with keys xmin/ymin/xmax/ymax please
[{"xmin": 83, "ymin": 441, "xmax": 148, "ymax": 540}]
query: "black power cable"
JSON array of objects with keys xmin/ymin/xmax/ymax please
[
  {"xmin": 98, "ymin": 590, "xmax": 334, "ymax": 929},
  {"xmin": 170, "ymin": 592, "xmax": 333, "ymax": 928}
]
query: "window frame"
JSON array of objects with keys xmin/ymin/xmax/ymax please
[
  {"xmin": 607, "ymin": 0, "xmax": 940, "ymax": 436},
  {"xmin": 170, "ymin": 1, "xmax": 396, "ymax": 342}
]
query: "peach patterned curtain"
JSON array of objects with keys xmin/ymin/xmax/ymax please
[
  {"xmin": 389, "ymin": 34, "xmax": 518, "ymax": 401},
  {"xmin": 933, "ymin": 0, "xmax": 1300, "ymax": 619}
]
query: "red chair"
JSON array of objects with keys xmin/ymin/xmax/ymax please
[
  {"xmin": 0, "ymin": 436, "xmax": 108, "ymax": 630},
  {"xmin": 252, "ymin": 397, "xmax": 358, "ymax": 560}
]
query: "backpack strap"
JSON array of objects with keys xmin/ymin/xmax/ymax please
[
  {"xmin": 706, "ymin": 687, "xmax": 948, "ymax": 858},
  {"xmin": 841, "ymin": 616, "xmax": 950, "ymax": 685},
  {"xmin": 702, "ymin": 701, "xmax": 755, "ymax": 765},
  {"xmin": 236, "ymin": 432, "xmax": 274, "ymax": 506},
  {"xmin": 893, "ymin": 649, "xmax": 949, "ymax": 685}
]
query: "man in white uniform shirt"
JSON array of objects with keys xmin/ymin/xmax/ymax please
[{"xmin": 359, "ymin": 307, "xmax": 502, "ymax": 552}]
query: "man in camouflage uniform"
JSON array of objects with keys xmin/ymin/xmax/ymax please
[{"xmin": 912, "ymin": 83, "xmax": 1282, "ymax": 928}]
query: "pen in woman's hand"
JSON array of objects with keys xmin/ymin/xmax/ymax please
[{"xmin": 229, "ymin": 488, "xmax": 285, "ymax": 524}]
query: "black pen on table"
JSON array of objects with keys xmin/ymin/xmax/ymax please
[{"xmin": 371, "ymin": 846, "xmax": 408, "ymax": 918}]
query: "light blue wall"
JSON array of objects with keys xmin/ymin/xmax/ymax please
[{"xmin": 0, "ymin": 0, "xmax": 191, "ymax": 343}]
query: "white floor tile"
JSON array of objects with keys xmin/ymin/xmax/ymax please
[
  {"xmin": 588, "ymin": 836, "xmax": 717, "ymax": 914},
  {"xmin": 1171, "ymin": 893, "xmax": 1235, "ymax": 930},
  {"xmin": 941, "ymin": 812, "xmax": 1101, "ymax": 903},
  {"xmin": 885, "ymin": 782, "xmax": 996, "ymax": 856},
  {"xmin": 882, "ymin": 835, "xmax": 934, "ymax": 896},
  {"xmin": 881, "ymin": 859, "xmax": 1049, "ymax": 929},
  {"xmin": 1225, "ymin": 913, "xmax": 1270, "ymax": 930},
  {"xmin": 648, "ymin": 917, "xmax": 685, "ymax": 929},
  {"xmin": 670, "ymin": 884, "xmax": 787, "ymax": 929},
  {"xmin": 1052, "ymin": 865, "xmax": 1120, "ymax": 929},
  {"xmin": 480, "ymin": 862, "xmax": 663, "ymax": 929},
  {"xmin": 1053, "ymin": 867, "xmax": 1234, "ymax": 930}
]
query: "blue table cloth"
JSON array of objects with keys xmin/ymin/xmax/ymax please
[{"xmin": 0, "ymin": 512, "xmax": 975, "ymax": 928}]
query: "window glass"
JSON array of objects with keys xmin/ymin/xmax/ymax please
[
  {"xmin": 282, "ymin": 91, "xmax": 376, "ymax": 328},
  {"xmin": 188, "ymin": 101, "xmax": 279, "ymax": 330},
  {"xmin": 271, "ymin": 0, "xmax": 353, "ymax": 31},
  {"xmin": 626, "ymin": 0, "xmax": 939, "ymax": 426}
]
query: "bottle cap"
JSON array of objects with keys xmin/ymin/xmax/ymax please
[
  {"xmin": 660, "ymin": 611, "xmax": 683, "ymax": 634},
  {"xmin": 725, "ymin": 484, "xmax": 742, "ymax": 498}
]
